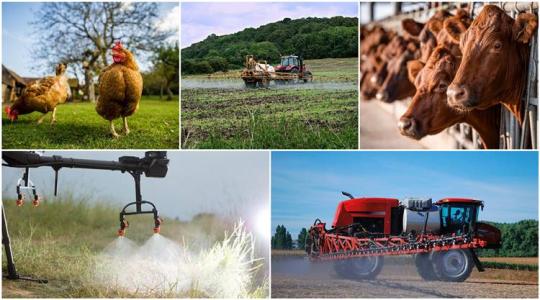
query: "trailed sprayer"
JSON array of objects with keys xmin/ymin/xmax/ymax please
[{"xmin": 306, "ymin": 192, "xmax": 501, "ymax": 282}]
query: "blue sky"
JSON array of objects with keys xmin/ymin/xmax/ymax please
[
  {"xmin": 181, "ymin": 2, "xmax": 358, "ymax": 48},
  {"xmin": 272, "ymin": 151, "xmax": 539, "ymax": 237},
  {"xmin": 2, "ymin": 2, "xmax": 179, "ymax": 77}
]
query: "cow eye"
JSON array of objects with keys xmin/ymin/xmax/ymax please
[{"xmin": 437, "ymin": 82, "xmax": 448, "ymax": 91}]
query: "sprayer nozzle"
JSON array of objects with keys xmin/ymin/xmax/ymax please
[
  {"xmin": 153, "ymin": 226, "xmax": 160, "ymax": 234},
  {"xmin": 16, "ymin": 198, "xmax": 24, "ymax": 207},
  {"xmin": 118, "ymin": 229, "xmax": 125, "ymax": 237},
  {"xmin": 32, "ymin": 196, "xmax": 40, "ymax": 207}
]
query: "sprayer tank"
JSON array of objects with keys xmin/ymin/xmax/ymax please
[{"xmin": 402, "ymin": 206, "xmax": 441, "ymax": 234}]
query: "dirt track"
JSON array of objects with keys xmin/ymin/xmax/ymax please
[{"xmin": 271, "ymin": 256, "xmax": 538, "ymax": 298}]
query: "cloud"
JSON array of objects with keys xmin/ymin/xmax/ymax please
[
  {"xmin": 156, "ymin": 4, "xmax": 180, "ymax": 42},
  {"xmin": 181, "ymin": 2, "xmax": 357, "ymax": 47}
]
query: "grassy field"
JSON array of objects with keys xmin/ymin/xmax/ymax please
[
  {"xmin": 181, "ymin": 57, "xmax": 358, "ymax": 149},
  {"xmin": 2, "ymin": 197, "xmax": 267, "ymax": 298},
  {"xmin": 2, "ymin": 96, "xmax": 179, "ymax": 149}
]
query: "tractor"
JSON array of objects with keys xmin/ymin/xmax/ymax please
[
  {"xmin": 274, "ymin": 55, "xmax": 313, "ymax": 83},
  {"xmin": 306, "ymin": 193, "xmax": 501, "ymax": 282}
]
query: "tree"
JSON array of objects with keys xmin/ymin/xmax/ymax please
[
  {"xmin": 153, "ymin": 43, "xmax": 179, "ymax": 100},
  {"xmin": 297, "ymin": 228, "xmax": 308, "ymax": 250},
  {"xmin": 272, "ymin": 224, "xmax": 293, "ymax": 249},
  {"xmin": 32, "ymin": 2, "xmax": 173, "ymax": 101}
]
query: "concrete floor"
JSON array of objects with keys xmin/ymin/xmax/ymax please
[{"xmin": 360, "ymin": 100, "xmax": 425, "ymax": 149}]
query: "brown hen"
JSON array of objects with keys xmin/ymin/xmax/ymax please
[
  {"xmin": 96, "ymin": 41, "xmax": 143, "ymax": 138},
  {"xmin": 5, "ymin": 64, "xmax": 71, "ymax": 124}
]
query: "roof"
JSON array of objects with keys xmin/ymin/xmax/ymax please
[
  {"xmin": 2, "ymin": 65, "xmax": 26, "ymax": 86},
  {"xmin": 435, "ymin": 198, "xmax": 484, "ymax": 205}
]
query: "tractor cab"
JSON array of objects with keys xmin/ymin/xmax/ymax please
[
  {"xmin": 276, "ymin": 55, "xmax": 302, "ymax": 72},
  {"xmin": 437, "ymin": 198, "xmax": 483, "ymax": 235}
]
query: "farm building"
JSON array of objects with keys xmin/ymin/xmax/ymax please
[
  {"xmin": 2, "ymin": 65, "xmax": 26, "ymax": 103},
  {"xmin": 360, "ymin": 2, "xmax": 538, "ymax": 150}
]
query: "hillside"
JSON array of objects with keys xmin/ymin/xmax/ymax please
[{"xmin": 181, "ymin": 16, "xmax": 358, "ymax": 74}]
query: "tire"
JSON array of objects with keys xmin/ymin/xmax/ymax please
[
  {"xmin": 334, "ymin": 256, "xmax": 384, "ymax": 280},
  {"xmin": 414, "ymin": 252, "xmax": 438, "ymax": 281},
  {"xmin": 244, "ymin": 81, "xmax": 256, "ymax": 88},
  {"xmin": 432, "ymin": 249, "xmax": 474, "ymax": 282},
  {"xmin": 303, "ymin": 71, "xmax": 313, "ymax": 83}
]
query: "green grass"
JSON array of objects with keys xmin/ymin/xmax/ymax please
[
  {"xmin": 2, "ymin": 197, "xmax": 267, "ymax": 298},
  {"xmin": 2, "ymin": 96, "xmax": 179, "ymax": 149},
  {"xmin": 181, "ymin": 57, "xmax": 358, "ymax": 149}
]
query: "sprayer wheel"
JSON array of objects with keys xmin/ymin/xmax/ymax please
[
  {"xmin": 432, "ymin": 249, "xmax": 474, "ymax": 282},
  {"xmin": 334, "ymin": 256, "xmax": 384, "ymax": 280},
  {"xmin": 414, "ymin": 252, "xmax": 438, "ymax": 281},
  {"xmin": 244, "ymin": 81, "xmax": 256, "ymax": 88}
]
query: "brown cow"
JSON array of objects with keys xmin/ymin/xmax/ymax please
[
  {"xmin": 374, "ymin": 35, "xmax": 419, "ymax": 102},
  {"xmin": 403, "ymin": 10, "xmax": 453, "ymax": 62},
  {"xmin": 447, "ymin": 5, "xmax": 538, "ymax": 123},
  {"xmin": 399, "ymin": 46, "xmax": 500, "ymax": 149}
]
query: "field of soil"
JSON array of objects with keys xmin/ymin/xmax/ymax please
[
  {"xmin": 181, "ymin": 57, "xmax": 358, "ymax": 149},
  {"xmin": 271, "ymin": 255, "xmax": 538, "ymax": 298}
]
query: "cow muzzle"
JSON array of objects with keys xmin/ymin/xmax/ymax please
[
  {"xmin": 398, "ymin": 117, "xmax": 422, "ymax": 139},
  {"xmin": 376, "ymin": 91, "xmax": 390, "ymax": 102},
  {"xmin": 447, "ymin": 84, "xmax": 477, "ymax": 111}
]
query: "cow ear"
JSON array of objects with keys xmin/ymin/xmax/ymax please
[
  {"xmin": 407, "ymin": 60, "xmax": 425, "ymax": 83},
  {"xmin": 402, "ymin": 19, "xmax": 424, "ymax": 37},
  {"xmin": 513, "ymin": 13, "xmax": 538, "ymax": 43},
  {"xmin": 428, "ymin": 19, "xmax": 444, "ymax": 35},
  {"xmin": 444, "ymin": 18, "xmax": 468, "ymax": 44}
]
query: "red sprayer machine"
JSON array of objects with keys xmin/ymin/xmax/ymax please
[{"xmin": 306, "ymin": 192, "xmax": 501, "ymax": 282}]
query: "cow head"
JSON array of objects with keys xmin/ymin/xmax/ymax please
[
  {"xmin": 447, "ymin": 5, "xmax": 538, "ymax": 114},
  {"xmin": 375, "ymin": 36, "xmax": 418, "ymax": 102},
  {"xmin": 406, "ymin": 10, "xmax": 453, "ymax": 62},
  {"xmin": 399, "ymin": 46, "xmax": 463, "ymax": 139}
]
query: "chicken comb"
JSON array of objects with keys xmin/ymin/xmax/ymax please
[
  {"xmin": 113, "ymin": 41, "xmax": 123, "ymax": 50},
  {"xmin": 5, "ymin": 106, "xmax": 11, "ymax": 115}
]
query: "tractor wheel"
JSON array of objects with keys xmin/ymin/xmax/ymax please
[
  {"xmin": 333, "ymin": 256, "xmax": 384, "ymax": 280},
  {"xmin": 290, "ymin": 69, "xmax": 299, "ymax": 84},
  {"xmin": 414, "ymin": 252, "xmax": 438, "ymax": 281},
  {"xmin": 303, "ymin": 71, "xmax": 313, "ymax": 83},
  {"xmin": 432, "ymin": 249, "xmax": 474, "ymax": 282}
]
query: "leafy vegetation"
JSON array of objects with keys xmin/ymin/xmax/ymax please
[
  {"xmin": 271, "ymin": 225, "xmax": 293, "ymax": 250},
  {"xmin": 181, "ymin": 58, "xmax": 358, "ymax": 149},
  {"xmin": 478, "ymin": 220, "xmax": 538, "ymax": 257},
  {"xmin": 142, "ymin": 43, "xmax": 180, "ymax": 99},
  {"xmin": 297, "ymin": 228, "xmax": 308, "ymax": 250},
  {"xmin": 2, "ymin": 97, "xmax": 179, "ymax": 149},
  {"xmin": 181, "ymin": 17, "xmax": 358, "ymax": 74}
]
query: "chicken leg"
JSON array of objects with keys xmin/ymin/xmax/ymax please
[
  {"xmin": 122, "ymin": 117, "xmax": 130, "ymax": 135},
  {"xmin": 110, "ymin": 121, "xmax": 120, "ymax": 138},
  {"xmin": 50, "ymin": 107, "xmax": 57, "ymax": 124},
  {"xmin": 37, "ymin": 112, "xmax": 48, "ymax": 125}
]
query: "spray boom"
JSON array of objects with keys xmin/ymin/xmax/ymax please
[{"xmin": 3, "ymin": 151, "xmax": 169, "ymax": 235}]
